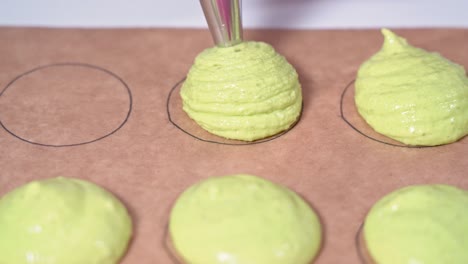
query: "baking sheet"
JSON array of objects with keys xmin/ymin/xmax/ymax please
[{"xmin": 0, "ymin": 27, "xmax": 467, "ymax": 263}]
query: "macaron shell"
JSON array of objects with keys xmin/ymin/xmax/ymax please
[
  {"xmin": 0, "ymin": 177, "xmax": 132, "ymax": 264},
  {"xmin": 364, "ymin": 184, "xmax": 468, "ymax": 264},
  {"xmin": 169, "ymin": 174, "xmax": 321, "ymax": 264}
]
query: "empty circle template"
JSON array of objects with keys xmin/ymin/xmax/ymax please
[{"xmin": 0, "ymin": 63, "xmax": 132, "ymax": 147}]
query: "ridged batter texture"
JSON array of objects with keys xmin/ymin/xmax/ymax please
[
  {"xmin": 181, "ymin": 41, "xmax": 302, "ymax": 141},
  {"xmin": 169, "ymin": 174, "xmax": 321, "ymax": 264},
  {"xmin": 355, "ymin": 29, "xmax": 468, "ymax": 146},
  {"xmin": 364, "ymin": 184, "xmax": 468, "ymax": 264},
  {"xmin": 0, "ymin": 177, "xmax": 132, "ymax": 264}
]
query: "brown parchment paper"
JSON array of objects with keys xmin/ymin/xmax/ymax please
[{"xmin": 0, "ymin": 27, "xmax": 467, "ymax": 264}]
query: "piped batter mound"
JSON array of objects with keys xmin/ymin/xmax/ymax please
[
  {"xmin": 355, "ymin": 29, "xmax": 468, "ymax": 146},
  {"xmin": 168, "ymin": 174, "xmax": 321, "ymax": 264},
  {"xmin": 181, "ymin": 41, "xmax": 302, "ymax": 141},
  {"xmin": 363, "ymin": 184, "xmax": 468, "ymax": 264},
  {"xmin": 0, "ymin": 177, "xmax": 132, "ymax": 264}
]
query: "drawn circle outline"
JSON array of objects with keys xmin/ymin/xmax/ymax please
[{"xmin": 0, "ymin": 62, "xmax": 133, "ymax": 147}]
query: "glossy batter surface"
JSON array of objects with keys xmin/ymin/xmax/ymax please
[
  {"xmin": 355, "ymin": 29, "xmax": 468, "ymax": 146},
  {"xmin": 364, "ymin": 184, "xmax": 468, "ymax": 264},
  {"xmin": 0, "ymin": 177, "xmax": 132, "ymax": 264},
  {"xmin": 169, "ymin": 174, "xmax": 321, "ymax": 264},
  {"xmin": 181, "ymin": 41, "xmax": 302, "ymax": 141}
]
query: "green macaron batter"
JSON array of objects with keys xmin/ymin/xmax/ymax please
[
  {"xmin": 355, "ymin": 29, "xmax": 468, "ymax": 146},
  {"xmin": 169, "ymin": 174, "xmax": 321, "ymax": 264},
  {"xmin": 180, "ymin": 41, "xmax": 302, "ymax": 141},
  {"xmin": 0, "ymin": 177, "xmax": 132, "ymax": 264},
  {"xmin": 364, "ymin": 184, "xmax": 468, "ymax": 264}
]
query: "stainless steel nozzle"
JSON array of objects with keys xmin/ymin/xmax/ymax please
[{"xmin": 200, "ymin": 0, "xmax": 243, "ymax": 47}]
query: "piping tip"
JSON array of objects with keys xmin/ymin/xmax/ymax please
[{"xmin": 200, "ymin": 0, "xmax": 243, "ymax": 47}]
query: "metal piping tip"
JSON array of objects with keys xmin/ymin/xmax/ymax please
[{"xmin": 200, "ymin": 0, "xmax": 243, "ymax": 47}]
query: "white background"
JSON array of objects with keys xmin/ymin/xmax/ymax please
[{"xmin": 0, "ymin": 0, "xmax": 467, "ymax": 29}]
